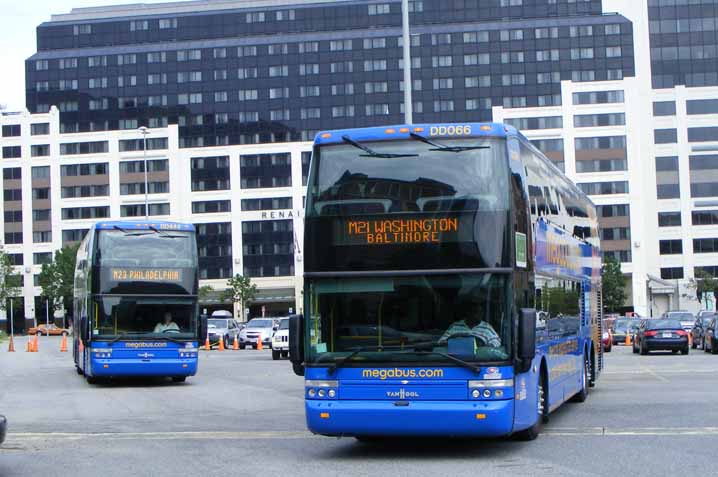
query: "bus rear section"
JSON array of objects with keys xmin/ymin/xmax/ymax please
[
  {"xmin": 290, "ymin": 123, "xmax": 601, "ymax": 439},
  {"xmin": 73, "ymin": 221, "xmax": 203, "ymax": 383}
]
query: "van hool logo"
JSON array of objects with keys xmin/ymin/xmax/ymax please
[{"xmin": 386, "ymin": 388, "xmax": 420, "ymax": 399}]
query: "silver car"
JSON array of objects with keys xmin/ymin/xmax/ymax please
[
  {"xmin": 239, "ymin": 318, "xmax": 276, "ymax": 349},
  {"xmin": 206, "ymin": 318, "xmax": 241, "ymax": 348}
]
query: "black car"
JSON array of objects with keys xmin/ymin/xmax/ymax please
[
  {"xmin": 632, "ymin": 319, "xmax": 689, "ymax": 355},
  {"xmin": 0, "ymin": 415, "xmax": 6, "ymax": 445},
  {"xmin": 703, "ymin": 318, "xmax": 718, "ymax": 354},
  {"xmin": 692, "ymin": 315, "xmax": 715, "ymax": 349}
]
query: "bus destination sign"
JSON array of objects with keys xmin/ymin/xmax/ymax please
[
  {"xmin": 345, "ymin": 217, "xmax": 459, "ymax": 245},
  {"xmin": 110, "ymin": 268, "xmax": 182, "ymax": 282}
]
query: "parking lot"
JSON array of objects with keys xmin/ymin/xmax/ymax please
[{"xmin": 1, "ymin": 337, "xmax": 718, "ymax": 476}]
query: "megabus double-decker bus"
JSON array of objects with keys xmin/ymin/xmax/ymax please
[
  {"xmin": 73, "ymin": 220, "xmax": 202, "ymax": 384},
  {"xmin": 289, "ymin": 123, "xmax": 602, "ymax": 440}
]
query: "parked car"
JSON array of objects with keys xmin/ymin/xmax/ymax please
[
  {"xmin": 271, "ymin": 317, "xmax": 290, "ymax": 360},
  {"xmin": 697, "ymin": 310, "xmax": 715, "ymax": 319},
  {"xmin": 206, "ymin": 318, "xmax": 241, "ymax": 348},
  {"xmin": 612, "ymin": 318, "xmax": 639, "ymax": 345},
  {"xmin": 239, "ymin": 318, "xmax": 276, "ymax": 349},
  {"xmin": 661, "ymin": 311, "xmax": 696, "ymax": 332},
  {"xmin": 0, "ymin": 414, "xmax": 5, "ymax": 445},
  {"xmin": 27, "ymin": 323, "xmax": 69, "ymax": 336},
  {"xmin": 632, "ymin": 319, "xmax": 689, "ymax": 355},
  {"xmin": 601, "ymin": 321, "xmax": 612, "ymax": 352},
  {"xmin": 703, "ymin": 317, "xmax": 718, "ymax": 354},
  {"xmin": 691, "ymin": 315, "xmax": 715, "ymax": 349}
]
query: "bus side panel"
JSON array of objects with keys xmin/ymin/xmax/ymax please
[{"xmin": 511, "ymin": 354, "xmax": 542, "ymax": 432}]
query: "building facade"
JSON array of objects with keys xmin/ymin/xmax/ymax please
[{"xmin": 2, "ymin": 0, "xmax": 718, "ymax": 329}]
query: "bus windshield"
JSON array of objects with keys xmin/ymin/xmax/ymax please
[
  {"xmin": 92, "ymin": 296, "xmax": 197, "ymax": 339},
  {"xmin": 305, "ymin": 273, "xmax": 511, "ymax": 364},
  {"xmin": 307, "ymin": 138, "xmax": 508, "ymax": 217},
  {"xmin": 304, "ymin": 138, "xmax": 510, "ymax": 271},
  {"xmin": 96, "ymin": 230, "xmax": 197, "ymax": 268}
]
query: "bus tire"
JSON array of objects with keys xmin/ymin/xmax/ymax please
[
  {"xmin": 570, "ymin": 352, "xmax": 590, "ymax": 403},
  {"xmin": 86, "ymin": 376, "xmax": 100, "ymax": 385},
  {"xmin": 514, "ymin": 368, "xmax": 547, "ymax": 441},
  {"xmin": 75, "ymin": 365, "xmax": 84, "ymax": 376},
  {"xmin": 272, "ymin": 350, "xmax": 280, "ymax": 360},
  {"xmin": 172, "ymin": 376, "xmax": 186, "ymax": 383}
]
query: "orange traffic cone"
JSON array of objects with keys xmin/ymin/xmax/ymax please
[
  {"xmin": 689, "ymin": 333, "xmax": 693, "ymax": 348},
  {"xmin": 60, "ymin": 334, "xmax": 68, "ymax": 352},
  {"xmin": 8, "ymin": 336, "xmax": 15, "ymax": 352},
  {"xmin": 33, "ymin": 334, "xmax": 39, "ymax": 352},
  {"xmin": 218, "ymin": 336, "xmax": 225, "ymax": 351},
  {"xmin": 204, "ymin": 335, "xmax": 211, "ymax": 351},
  {"xmin": 232, "ymin": 335, "xmax": 239, "ymax": 350},
  {"xmin": 256, "ymin": 335, "xmax": 263, "ymax": 351},
  {"xmin": 625, "ymin": 333, "xmax": 631, "ymax": 346},
  {"xmin": 26, "ymin": 337, "xmax": 32, "ymax": 352}
]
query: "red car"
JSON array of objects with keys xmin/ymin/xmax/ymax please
[{"xmin": 602, "ymin": 325, "xmax": 612, "ymax": 352}]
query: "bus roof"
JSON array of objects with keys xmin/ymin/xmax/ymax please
[
  {"xmin": 313, "ymin": 123, "xmax": 519, "ymax": 145},
  {"xmin": 94, "ymin": 220, "xmax": 195, "ymax": 232}
]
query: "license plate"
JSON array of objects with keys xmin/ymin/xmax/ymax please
[{"xmin": 662, "ymin": 332, "xmax": 672, "ymax": 338}]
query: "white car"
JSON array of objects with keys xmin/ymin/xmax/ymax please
[{"xmin": 271, "ymin": 318, "xmax": 290, "ymax": 360}]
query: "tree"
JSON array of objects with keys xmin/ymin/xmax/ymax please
[
  {"xmin": 222, "ymin": 274, "xmax": 257, "ymax": 320},
  {"xmin": 693, "ymin": 269, "xmax": 718, "ymax": 304},
  {"xmin": 0, "ymin": 249, "xmax": 21, "ymax": 312},
  {"xmin": 601, "ymin": 256, "xmax": 626, "ymax": 313},
  {"xmin": 198, "ymin": 285, "xmax": 214, "ymax": 303},
  {"xmin": 38, "ymin": 244, "xmax": 79, "ymax": 314}
]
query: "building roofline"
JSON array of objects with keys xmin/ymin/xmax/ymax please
[{"xmin": 49, "ymin": 0, "xmax": 354, "ymax": 22}]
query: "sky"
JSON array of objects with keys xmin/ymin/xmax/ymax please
[{"xmin": 0, "ymin": 0, "xmax": 177, "ymax": 111}]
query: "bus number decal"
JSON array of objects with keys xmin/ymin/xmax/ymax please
[
  {"xmin": 429, "ymin": 125, "xmax": 472, "ymax": 137},
  {"xmin": 110, "ymin": 268, "xmax": 182, "ymax": 282}
]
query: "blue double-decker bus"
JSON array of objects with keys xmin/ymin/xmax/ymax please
[
  {"xmin": 73, "ymin": 221, "xmax": 203, "ymax": 384},
  {"xmin": 289, "ymin": 123, "xmax": 602, "ymax": 440}
]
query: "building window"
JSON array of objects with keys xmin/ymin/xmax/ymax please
[
  {"xmin": 2, "ymin": 146, "xmax": 21, "ymax": 158},
  {"xmin": 30, "ymin": 123, "xmax": 49, "ymax": 136},
  {"xmin": 195, "ymin": 222, "xmax": 233, "ymax": 279},
  {"xmin": 653, "ymin": 101, "xmax": 676, "ymax": 116},
  {"xmin": 688, "ymin": 127, "xmax": 718, "ymax": 143},
  {"xmin": 578, "ymin": 181, "xmax": 629, "ymax": 195},
  {"xmin": 31, "ymin": 145, "xmax": 50, "ymax": 157},
  {"xmin": 241, "ymin": 197, "xmax": 292, "ymax": 211},
  {"xmin": 33, "ymin": 231, "xmax": 52, "ymax": 243},
  {"xmin": 34, "ymin": 253, "xmax": 52, "ymax": 265},
  {"xmin": 119, "ymin": 159, "xmax": 168, "ymax": 173},
  {"xmin": 572, "ymin": 90, "xmax": 624, "ymax": 105},
  {"xmin": 192, "ymin": 200, "xmax": 231, "ymax": 214},
  {"xmin": 159, "ymin": 18, "xmax": 177, "ymax": 29},
  {"xmin": 692, "ymin": 210, "xmax": 718, "ymax": 226},
  {"xmin": 659, "ymin": 239, "xmax": 683, "ymax": 255},
  {"xmin": 121, "ymin": 203, "xmax": 170, "ymax": 217},
  {"xmin": 242, "ymin": 220, "xmax": 294, "ymax": 278},
  {"xmin": 191, "ymin": 156, "xmax": 230, "ymax": 191},
  {"xmin": 368, "ymin": 4, "xmax": 390, "ymax": 15},
  {"xmin": 240, "ymin": 153, "xmax": 292, "ymax": 189},
  {"xmin": 177, "ymin": 49, "xmax": 201, "ymax": 61},
  {"xmin": 574, "ymin": 113, "xmax": 625, "ymax": 128},
  {"xmin": 658, "ymin": 212, "xmax": 681, "ymax": 227},
  {"xmin": 2, "ymin": 125, "xmax": 21, "ymax": 137},
  {"xmin": 62, "ymin": 206, "xmax": 109, "ymax": 220},
  {"xmin": 660, "ymin": 267, "xmax": 684, "ymax": 280},
  {"xmin": 654, "ymin": 129, "xmax": 678, "ymax": 144},
  {"xmin": 689, "ymin": 155, "xmax": 718, "ymax": 198},
  {"xmin": 687, "ymin": 99, "xmax": 718, "ymax": 115}
]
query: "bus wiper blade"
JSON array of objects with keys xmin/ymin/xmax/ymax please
[
  {"xmin": 409, "ymin": 132, "xmax": 489, "ymax": 153},
  {"xmin": 342, "ymin": 135, "xmax": 419, "ymax": 158},
  {"xmin": 113, "ymin": 225, "xmax": 129, "ymax": 233},
  {"xmin": 108, "ymin": 332, "xmax": 144, "ymax": 344},
  {"xmin": 148, "ymin": 226, "xmax": 186, "ymax": 239},
  {"xmin": 404, "ymin": 350, "xmax": 482, "ymax": 374},
  {"xmin": 322, "ymin": 348, "xmax": 366, "ymax": 375}
]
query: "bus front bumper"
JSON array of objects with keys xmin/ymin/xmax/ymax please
[
  {"xmin": 306, "ymin": 399, "xmax": 514, "ymax": 437},
  {"xmin": 89, "ymin": 358, "xmax": 198, "ymax": 377}
]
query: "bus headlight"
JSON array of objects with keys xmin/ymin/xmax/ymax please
[
  {"xmin": 305, "ymin": 380, "xmax": 338, "ymax": 400},
  {"xmin": 469, "ymin": 379, "xmax": 513, "ymax": 399},
  {"xmin": 471, "ymin": 390, "xmax": 480, "ymax": 398},
  {"xmin": 92, "ymin": 348, "xmax": 112, "ymax": 358}
]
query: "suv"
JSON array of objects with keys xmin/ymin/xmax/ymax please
[
  {"xmin": 662, "ymin": 311, "xmax": 695, "ymax": 332},
  {"xmin": 239, "ymin": 318, "xmax": 276, "ymax": 349},
  {"xmin": 207, "ymin": 318, "xmax": 241, "ymax": 348},
  {"xmin": 271, "ymin": 318, "xmax": 290, "ymax": 359}
]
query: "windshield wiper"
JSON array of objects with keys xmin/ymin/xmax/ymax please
[
  {"xmin": 320, "ymin": 348, "xmax": 367, "ymax": 375},
  {"xmin": 400, "ymin": 350, "xmax": 482, "ymax": 374},
  {"xmin": 113, "ymin": 225, "xmax": 129, "ymax": 233},
  {"xmin": 148, "ymin": 225, "xmax": 186, "ymax": 239},
  {"xmin": 409, "ymin": 132, "xmax": 490, "ymax": 153},
  {"xmin": 342, "ymin": 135, "xmax": 419, "ymax": 158}
]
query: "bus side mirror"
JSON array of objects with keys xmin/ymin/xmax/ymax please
[
  {"xmin": 517, "ymin": 308, "xmax": 537, "ymax": 374},
  {"xmin": 198, "ymin": 315, "xmax": 208, "ymax": 343},
  {"xmin": 80, "ymin": 316, "xmax": 90, "ymax": 343},
  {"xmin": 289, "ymin": 314, "xmax": 305, "ymax": 376}
]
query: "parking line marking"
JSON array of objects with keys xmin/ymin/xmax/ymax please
[
  {"xmin": 635, "ymin": 365, "xmax": 670, "ymax": 382},
  {"xmin": 3, "ymin": 430, "xmax": 317, "ymax": 443},
  {"xmin": 545, "ymin": 427, "xmax": 718, "ymax": 437}
]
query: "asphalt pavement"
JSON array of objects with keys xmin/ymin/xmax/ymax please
[{"xmin": 1, "ymin": 337, "xmax": 717, "ymax": 477}]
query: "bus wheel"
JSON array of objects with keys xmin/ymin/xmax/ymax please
[
  {"xmin": 75, "ymin": 365, "xmax": 84, "ymax": 376},
  {"xmin": 514, "ymin": 372, "xmax": 547, "ymax": 441},
  {"xmin": 272, "ymin": 350, "xmax": 280, "ymax": 360},
  {"xmin": 86, "ymin": 376, "xmax": 100, "ymax": 385},
  {"xmin": 172, "ymin": 377, "xmax": 186, "ymax": 383},
  {"xmin": 570, "ymin": 352, "xmax": 589, "ymax": 403}
]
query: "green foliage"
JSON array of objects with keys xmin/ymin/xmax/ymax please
[
  {"xmin": 0, "ymin": 249, "xmax": 21, "ymax": 311},
  {"xmin": 222, "ymin": 274, "xmax": 258, "ymax": 313},
  {"xmin": 198, "ymin": 285, "xmax": 214, "ymax": 302},
  {"xmin": 601, "ymin": 256, "xmax": 626, "ymax": 313},
  {"xmin": 38, "ymin": 244, "xmax": 79, "ymax": 311},
  {"xmin": 694, "ymin": 269, "xmax": 718, "ymax": 303}
]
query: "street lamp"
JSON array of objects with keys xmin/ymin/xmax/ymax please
[
  {"xmin": 137, "ymin": 126, "xmax": 150, "ymax": 219},
  {"xmin": 401, "ymin": 0, "xmax": 412, "ymax": 124}
]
